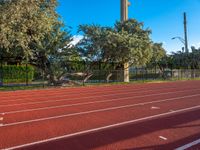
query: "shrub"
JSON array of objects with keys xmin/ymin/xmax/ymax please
[{"xmin": 0, "ymin": 65, "xmax": 34, "ymax": 83}]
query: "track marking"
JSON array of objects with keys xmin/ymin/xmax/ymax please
[
  {"xmin": 0, "ymin": 85, "xmax": 198, "ymax": 104},
  {"xmin": 175, "ymin": 139, "xmax": 200, "ymax": 150},
  {"xmin": 0, "ymin": 117, "xmax": 3, "ymax": 121},
  {"xmin": 0, "ymin": 83, "xmax": 187, "ymax": 99},
  {"xmin": 0, "ymin": 84, "xmax": 170, "ymax": 102},
  {"xmin": 1, "ymin": 94, "xmax": 200, "ymax": 127},
  {"xmin": 159, "ymin": 136, "xmax": 168, "ymax": 140},
  {"xmin": 151, "ymin": 106, "xmax": 160, "ymax": 110},
  {"xmin": 3, "ymin": 92, "xmax": 200, "ymax": 115},
  {"xmin": 0, "ymin": 87, "xmax": 141, "ymax": 103},
  {"xmin": 4, "ymin": 105, "xmax": 200, "ymax": 150},
  {"xmin": 1, "ymin": 88, "xmax": 199, "ymax": 109},
  {"xmin": 0, "ymin": 85, "xmax": 194, "ymax": 105}
]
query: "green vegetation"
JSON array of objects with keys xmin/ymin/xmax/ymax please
[
  {"xmin": 1, "ymin": 65, "xmax": 34, "ymax": 83},
  {"xmin": 0, "ymin": 0, "xmax": 79, "ymax": 85},
  {"xmin": 78, "ymin": 19, "xmax": 153, "ymax": 67},
  {"xmin": 171, "ymin": 46, "xmax": 200, "ymax": 69},
  {"xmin": 0, "ymin": 0, "xmax": 200, "ymax": 87},
  {"xmin": 0, "ymin": 85, "xmax": 47, "ymax": 91}
]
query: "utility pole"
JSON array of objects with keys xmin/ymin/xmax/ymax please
[
  {"xmin": 121, "ymin": 0, "xmax": 131, "ymax": 82},
  {"xmin": 184, "ymin": 12, "xmax": 189, "ymax": 53}
]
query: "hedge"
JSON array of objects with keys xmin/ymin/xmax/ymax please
[{"xmin": 0, "ymin": 65, "xmax": 34, "ymax": 83}]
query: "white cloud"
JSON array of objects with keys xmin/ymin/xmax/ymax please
[
  {"xmin": 162, "ymin": 41, "xmax": 166, "ymax": 45},
  {"xmin": 191, "ymin": 42, "xmax": 200, "ymax": 48},
  {"xmin": 70, "ymin": 35, "xmax": 83, "ymax": 46}
]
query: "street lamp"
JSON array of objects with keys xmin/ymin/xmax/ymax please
[
  {"xmin": 171, "ymin": 37, "xmax": 185, "ymax": 45},
  {"xmin": 171, "ymin": 36, "xmax": 188, "ymax": 53}
]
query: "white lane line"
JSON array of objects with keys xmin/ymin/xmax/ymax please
[
  {"xmin": 0, "ymin": 84, "xmax": 164, "ymax": 102},
  {"xmin": 0, "ymin": 85, "xmax": 189, "ymax": 105},
  {"xmin": 0, "ymin": 117, "xmax": 3, "ymax": 121},
  {"xmin": 1, "ymin": 88, "xmax": 200, "ymax": 109},
  {"xmin": 0, "ymin": 87, "xmax": 140, "ymax": 102},
  {"xmin": 3, "ymin": 92, "xmax": 200, "ymax": 115},
  {"xmin": 151, "ymin": 106, "xmax": 160, "ymax": 110},
  {"xmin": 159, "ymin": 136, "xmax": 168, "ymax": 140},
  {"xmin": 0, "ymin": 85, "xmax": 198, "ymax": 104},
  {"xmin": 2, "ymin": 94, "xmax": 200, "ymax": 127},
  {"xmin": 0, "ymin": 89, "xmax": 162, "ymax": 106},
  {"xmin": 4, "ymin": 105, "xmax": 200, "ymax": 150},
  {"xmin": 0, "ymin": 83, "xmax": 182, "ymax": 99},
  {"xmin": 175, "ymin": 139, "xmax": 200, "ymax": 150}
]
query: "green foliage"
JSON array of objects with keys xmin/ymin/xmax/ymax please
[
  {"xmin": 151, "ymin": 43, "xmax": 166, "ymax": 63},
  {"xmin": 1, "ymin": 65, "xmax": 34, "ymax": 83},
  {"xmin": 0, "ymin": 0, "xmax": 59, "ymax": 59},
  {"xmin": 0, "ymin": 0, "xmax": 81, "ymax": 85},
  {"xmin": 30, "ymin": 25, "xmax": 80, "ymax": 85},
  {"xmin": 171, "ymin": 47, "xmax": 200, "ymax": 69},
  {"xmin": 77, "ymin": 19, "xmax": 153, "ymax": 67},
  {"xmin": 190, "ymin": 46, "xmax": 200, "ymax": 69}
]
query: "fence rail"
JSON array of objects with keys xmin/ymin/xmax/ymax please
[{"xmin": 0, "ymin": 64, "xmax": 200, "ymax": 87}]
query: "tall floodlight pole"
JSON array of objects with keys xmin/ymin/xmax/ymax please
[
  {"xmin": 172, "ymin": 12, "xmax": 189, "ymax": 54},
  {"xmin": 121, "ymin": 0, "xmax": 130, "ymax": 82},
  {"xmin": 184, "ymin": 12, "xmax": 189, "ymax": 53}
]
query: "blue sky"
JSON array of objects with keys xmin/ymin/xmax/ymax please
[{"xmin": 57, "ymin": 0, "xmax": 200, "ymax": 53}]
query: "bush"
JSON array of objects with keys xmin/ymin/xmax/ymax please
[{"xmin": 0, "ymin": 65, "xmax": 34, "ymax": 83}]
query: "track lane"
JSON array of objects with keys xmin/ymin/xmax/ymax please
[
  {"xmin": 1, "ymin": 87, "xmax": 200, "ymax": 113},
  {"xmin": 0, "ymin": 80, "xmax": 200, "ymax": 149},
  {"xmin": 2, "ymin": 91, "xmax": 200, "ymax": 125},
  {"xmin": 0, "ymin": 80, "xmax": 198, "ymax": 102},
  {"xmin": 0, "ymin": 96, "xmax": 200, "ymax": 149},
  {"xmin": 1, "ymin": 81, "xmax": 198, "ymax": 104},
  {"xmin": 6, "ymin": 110, "xmax": 200, "ymax": 150},
  {"xmin": 1, "ymin": 85, "xmax": 190, "ymax": 105}
]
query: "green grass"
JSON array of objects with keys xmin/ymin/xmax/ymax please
[
  {"xmin": 1, "ymin": 77, "xmax": 200, "ymax": 91},
  {"xmin": 0, "ymin": 85, "xmax": 47, "ymax": 91},
  {"xmin": 84, "ymin": 77, "xmax": 200, "ymax": 86}
]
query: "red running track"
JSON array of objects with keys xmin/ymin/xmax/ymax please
[{"xmin": 0, "ymin": 80, "xmax": 200, "ymax": 150}]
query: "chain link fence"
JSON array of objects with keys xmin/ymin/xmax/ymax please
[
  {"xmin": 130, "ymin": 67, "xmax": 200, "ymax": 81},
  {"xmin": 0, "ymin": 60, "xmax": 200, "ymax": 87}
]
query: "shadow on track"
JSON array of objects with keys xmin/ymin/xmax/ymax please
[{"xmin": 21, "ymin": 109, "xmax": 200, "ymax": 150}]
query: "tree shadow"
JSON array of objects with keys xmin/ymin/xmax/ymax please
[{"xmin": 22, "ymin": 109, "xmax": 200, "ymax": 150}]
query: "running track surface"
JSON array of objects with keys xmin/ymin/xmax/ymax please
[{"xmin": 0, "ymin": 81, "xmax": 200, "ymax": 150}]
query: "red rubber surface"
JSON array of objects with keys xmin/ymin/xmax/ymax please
[{"xmin": 0, "ymin": 80, "xmax": 200, "ymax": 150}]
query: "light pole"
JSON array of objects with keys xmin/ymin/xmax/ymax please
[
  {"xmin": 172, "ymin": 36, "xmax": 185, "ymax": 52},
  {"xmin": 121, "ymin": 0, "xmax": 131, "ymax": 82},
  {"xmin": 183, "ymin": 12, "xmax": 189, "ymax": 53},
  {"xmin": 172, "ymin": 12, "xmax": 189, "ymax": 53},
  {"xmin": 121, "ymin": 0, "xmax": 131, "ymax": 21}
]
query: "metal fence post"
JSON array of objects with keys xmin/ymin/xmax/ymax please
[
  {"xmin": 98, "ymin": 61, "xmax": 101, "ymax": 83},
  {"xmin": 136, "ymin": 67, "xmax": 138, "ymax": 81},
  {"xmin": 26, "ymin": 63, "xmax": 28, "ymax": 86},
  {"xmin": 0, "ymin": 58, "xmax": 3, "ymax": 86},
  {"xmin": 42, "ymin": 69, "xmax": 45, "ymax": 88}
]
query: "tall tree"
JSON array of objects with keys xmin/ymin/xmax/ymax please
[
  {"xmin": 77, "ymin": 19, "xmax": 153, "ymax": 67},
  {"xmin": 0, "ymin": 0, "xmax": 80, "ymax": 85},
  {"xmin": 0, "ymin": 0, "xmax": 58, "ymax": 60},
  {"xmin": 148, "ymin": 43, "xmax": 166, "ymax": 68}
]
